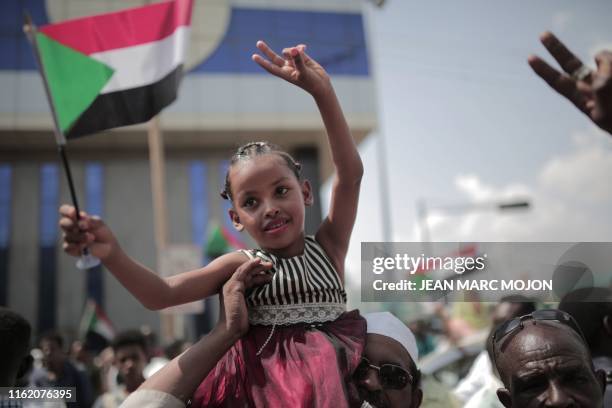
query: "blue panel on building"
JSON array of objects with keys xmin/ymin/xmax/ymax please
[
  {"xmin": 190, "ymin": 161, "xmax": 208, "ymax": 248},
  {"xmin": 39, "ymin": 163, "xmax": 59, "ymax": 247},
  {"xmin": 0, "ymin": 164, "xmax": 11, "ymax": 306},
  {"xmin": 0, "ymin": 165, "xmax": 11, "ymax": 247},
  {"xmin": 38, "ymin": 162, "xmax": 59, "ymax": 332},
  {"xmin": 86, "ymin": 163, "xmax": 104, "ymax": 216},
  {"xmin": 86, "ymin": 163, "xmax": 104, "ymax": 306},
  {"xmin": 219, "ymin": 160, "xmax": 243, "ymax": 244},
  {"xmin": 1, "ymin": 0, "xmax": 49, "ymax": 70},
  {"xmin": 192, "ymin": 8, "xmax": 369, "ymax": 76}
]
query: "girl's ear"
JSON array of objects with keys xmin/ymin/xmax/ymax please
[
  {"xmin": 229, "ymin": 209, "xmax": 244, "ymax": 231},
  {"xmin": 302, "ymin": 180, "xmax": 313, "ymax": 206}
]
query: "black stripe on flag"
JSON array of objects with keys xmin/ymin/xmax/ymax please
[{"xmin": 67, "ymin": 65, "xmax": 184, "ymax": 139}]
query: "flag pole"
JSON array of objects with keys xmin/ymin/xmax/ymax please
[
  {"xmin": 23, "ymin": 12, "xmax": 100, "ymax": 270},
  {"xmin": 148, "ymin": 116, "xmax": 180, "ymax": 342}
]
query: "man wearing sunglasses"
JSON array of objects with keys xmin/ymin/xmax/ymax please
[
  {"xmin": 489, "ymin": 309, "xmax": 607, "ymax": 408},
  {"xmin": 355, "ymin": 312, "xmax": 423, "ymax": 408}
]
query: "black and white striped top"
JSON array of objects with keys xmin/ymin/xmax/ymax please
[{"xmin": 243, "ymin": 236, "xmax": 347, "ymax": 326}]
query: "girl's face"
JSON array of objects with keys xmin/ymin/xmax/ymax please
[{"xmin": 228, "ymin": 154, "xmax": 312, "ymax": 257}]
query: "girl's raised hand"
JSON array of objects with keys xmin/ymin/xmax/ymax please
[{"xmin": 252, "ymin": 40, "xmax": 331, "ymax": 98}]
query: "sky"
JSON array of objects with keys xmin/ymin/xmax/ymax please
[{"xmin": 322, "ymin": 0, "xmax": 612, "ymax": 306}]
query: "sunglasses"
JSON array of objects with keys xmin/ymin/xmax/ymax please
[
  {"xmin": 354, "ymin": 357, "xmax": 414, "ymax": 390},
  {"xmin": 491, "ymin": 309, "xmax": 587, "ymax": 367}
]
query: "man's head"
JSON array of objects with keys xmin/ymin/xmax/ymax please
[
  {"xmin": 558, "ymin": 287, "xmax": 612, "ymax": 357},
  {"xmin": 111, "ymin": 330, "xmax": 148, "ymax": 392},
  {"xmin": 356, "ymin": 312, "xmax": 423, "ymax": 408},
  {"xmin": 39, "ymin": 330, "xmax": 65, "ymax": 372},
  {"xmin": 490, "ymin": 310, "xmax": 606, "ymax": 408},
  {"xmin": 0, "ymin": 308, "xmax": 32, "ymax": 386}
]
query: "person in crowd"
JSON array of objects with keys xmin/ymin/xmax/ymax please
[
  {"xmin": 454, "ymin": 296, "xmax": 536, "ymax": 407},
  {"xmin": 559, "ymin": 287, "xmax": 612, "ymax": 407},
  {"xmin": 0, "ymin": 308, "xmax": 32, "ymax": 388},
  {"xmin": 0, "ymin": 308, "xmax": 32, "ymax": 407},
  {"xmin": 70, "ymin": 340, "xmax": 107, "ymax": 401},
  {"xmin": 92, "ymin": 330, "xmax": 147, "ymax": 408},
  {"xmin": 356, "ymin": 312, "xmax": 424, "ymax": 408},
  {"xmin": 489, "ymin": 309, "xmax": 606, "ymax": 408},
  {"xmin": 529, "ymin": 31, "xmax": 612, "ymax": 135},
  {"xmin": 30, "ymin": 331, "xmax": 93, "ymax": 407},
  {"xmin": 60, "ymin": 38, "xmax": 365, "ymax": 407}
]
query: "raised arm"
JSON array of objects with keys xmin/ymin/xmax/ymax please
[
  {"xmin": 528, "ymin": 31, "xmax": 612, "ymax": 135},
  {"xmin": 59, "ymin": 205, "xmax": 267, "ymax": 310},
  {"xmin": 252, "ymin": 42, "xmax": 363, "ymax": 276}
]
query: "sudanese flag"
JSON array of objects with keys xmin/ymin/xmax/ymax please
[{"xmin": 35, "ymin": 0, "xmax": 193, "ymax": 139}]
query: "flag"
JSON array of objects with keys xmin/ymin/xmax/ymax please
[
  {"xmin": 34, "ymin": 0, "xmax": 193, "ymax": 139},
  {"xmin": 205, "ymin": 225, "xmax": 247, "ymax": 259},
  {"xmin": 78, "ymin": 299, "xmax": 115, "ymax": 341}
]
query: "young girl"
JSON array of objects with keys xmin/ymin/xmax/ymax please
[{"xmin": 60, "ymin": 40, "xmax": 365, "ymax": 407}]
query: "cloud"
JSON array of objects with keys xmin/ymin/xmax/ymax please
[
  {"xmin": 539, "ymin": 130, "xmax": 612, "ymax": 202},
  {"xmin": 428, "ymin": 128, "xmax": 612, "ymax": 242}
]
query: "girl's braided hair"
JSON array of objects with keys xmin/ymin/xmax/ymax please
[{"xmin": 221, "ymin": 141, "xmax": 302, "ymax": 201}]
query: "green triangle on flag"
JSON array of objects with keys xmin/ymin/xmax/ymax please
[
  {"xmin": 36, "ymin": 32, "xmax": 114, "ymax": 133},
  {"xmin": 205, "ymin": 226, "xmax": 231, "ymax": 259}
]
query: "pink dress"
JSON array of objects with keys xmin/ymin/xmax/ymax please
[{"xmin": 192, "ymin": 236, "xmax": 365, "ymax": 407}]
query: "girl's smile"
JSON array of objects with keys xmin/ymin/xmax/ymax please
[{"xmin": 263, "ymin": 217, "xmax": 291, "ymax": 234}]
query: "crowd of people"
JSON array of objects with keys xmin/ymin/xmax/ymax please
[{"xmin": 1, "ymin": 32, "xmax": 612, "ymax": 408}]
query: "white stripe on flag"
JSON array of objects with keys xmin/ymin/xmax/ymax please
[
  {"xmin": 91, "ymin": 26, "xmax": 190, "ymax": 94},
  {"xmin": 95, "ymin": 318, "xmax": 115, "ymax": 340}
]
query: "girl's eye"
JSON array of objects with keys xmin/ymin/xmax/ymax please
[
  {"xmin": 243, "ymin": 198, "xmax": 257, "ymax": 208},
  {"xmin": 276, "ymin": 186, "xmax": 289, "ymax": 196}
]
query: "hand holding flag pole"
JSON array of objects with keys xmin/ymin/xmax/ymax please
[{"xmin": 23, "ymin": 13, "xmax": 100, "ymax": 270}]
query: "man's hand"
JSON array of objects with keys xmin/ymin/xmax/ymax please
[
  {"xmin": 252, "ymin": 40, "xmax": 332, "ymax": 99},
  {"xmin": 219, "ymin": 258, "xmax": 273, "ymax": 339},
  {"xmin": 129, "ymin": 258, "xmax": 272, "ymax": 404},
  {"xmin": 528, "ymin": 31, "xmax": 612, "ymax": 135}
]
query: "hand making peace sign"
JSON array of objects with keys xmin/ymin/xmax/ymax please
[
  {"xmin": 528, "ymin": 31, "xmax": 612, "ymax": 135},
  {"xmin": 252, "ymin": 40, "xmax": 332, "ymax": 99}
]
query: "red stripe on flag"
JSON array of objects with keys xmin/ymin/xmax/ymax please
[
  {"xmin": 39, "ymin": 0, "xmax": 192, "ymax": 55},
  {"xmin": 221, "ymin": 226, "xmax": 248, "ymax": 250}
]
